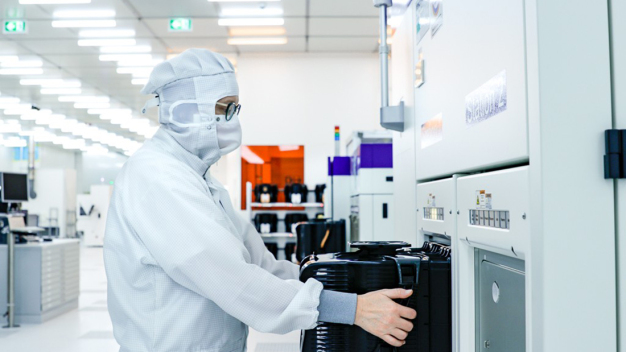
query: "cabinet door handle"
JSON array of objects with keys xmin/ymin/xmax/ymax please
[{"xmin": 382, "ymin": 203, "xmax": 388, "ymax": 219}]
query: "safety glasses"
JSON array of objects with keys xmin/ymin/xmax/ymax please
[{"xmin": 215, "ymin": 101, "xmax": 242, "ymax": 121}]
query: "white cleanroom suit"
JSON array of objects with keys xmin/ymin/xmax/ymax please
[{"xmin": 103, "ymin": 49, "xmax": 330, "ymax": 352}]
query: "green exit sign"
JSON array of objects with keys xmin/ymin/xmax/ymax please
[
  {"xmin": 3, "ymin": 20, "xmax": 27, "ymax": 34},
  {"xmin": 169, "ymin": 18, "xmax": 192, "ymax": 32}
]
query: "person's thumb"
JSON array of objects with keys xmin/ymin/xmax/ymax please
[{"xmin": 381, "ymin": 288, "xmax": 413, "ymax": 299}]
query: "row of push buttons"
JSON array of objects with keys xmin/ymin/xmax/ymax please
[{"xmin": 469, "ymin": 209, "xmax": 509, "ymax": 229}]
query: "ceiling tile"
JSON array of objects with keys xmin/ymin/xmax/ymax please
[
  {"xmin": 236, "ymin": 37, "xmax": 306, "ymax": 53},
  {"xmin": 18, "ymin": 39, "xmax": 100, "ymax": 55},
  {"xmin": 142, "ymin": 18, "xmax": 227, "ymax": 38},
  {"xmin": 308, "ymin": 37, "xmax": 378, "ymax": 52},
  {"xmin": 309, "ymin": 18, "xmax": 379, "ymax": 36},
  {"xmin": 129, "ymin": 0, "xmax": 219, "ymax": 18},
  {"xmin": 162, "ymin": 38, "xmax": 236, "ymax": 54},
  {"xmin": 309, "ymin": 0, "xmax": 378, "ymax": 17}
]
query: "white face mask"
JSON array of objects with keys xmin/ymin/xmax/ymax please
[{"xmin": 215, "ymin": 113, "xmax": 242, "ymax": 156}]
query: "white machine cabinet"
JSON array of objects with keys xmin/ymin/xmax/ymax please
[
  {"xmin": 457, "ymin": 167, "xmax": 529, "ymax": 259},
  {"xmin": 387, "ymin": 0, "xmax": 619, "ymax": 350},
  {"xmin": 413, "ymin": 0, "xmax": 529, "ymax": 181}
]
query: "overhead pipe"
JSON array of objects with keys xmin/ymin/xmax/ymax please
[{"xmin": 373, "ymin": 0, "xmax": 404, "ymax": 132}]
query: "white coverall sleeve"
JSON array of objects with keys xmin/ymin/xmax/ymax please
[
  {"xmin": 241, "ymin": 218, "xmax": 300, "ymax": 280},
  {"xmin": 130, "ymin": 169, "xmax": 322, "ymax": 334}
]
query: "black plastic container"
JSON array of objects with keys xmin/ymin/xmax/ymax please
[
  {"xmin": 284, "ymin": 213, "xmax": 309, "ymax": 234},
  {"xmin": 295, "ymin": 219, "xmax": 346, "ymax": 262},
  {"xmin": 253, "ymin": 213, "xmax": 278, "ymax": 234},
  {"xmin": 315, "ymin": 184, "xmax": 326, "ymax": 203},
  {"xmin": 284, "ymin": 183, "xmax": 308, "ymax": 204},
  {"xmin": 254, "ymin": 184, "xmax": 278, "ymax": 203},
  {"xmin": 299, "ymin": 241, "xmax": 452, "ymax": 352}
]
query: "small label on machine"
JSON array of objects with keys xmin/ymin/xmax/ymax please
[
  {"xmin": 427, "ymin": 193, "xmax": 436, "ymax": 207},
  {"xmin": 475, "ymin": 190, "xmax": 492, "ymax": 210},
  {"xmin": 415, "ymin": 0, "xmax": 431, "ymax": 44},
  {"xmin": 431, "ymin": 0, "xmax": 443, "ymax": 36},
  {"xmin": 421, "ymin": 113, "xmax": 443, "ymax": 149},
  {"xmin": 465, "ymin": 70, "xmax": 507, "ymax": 127}
]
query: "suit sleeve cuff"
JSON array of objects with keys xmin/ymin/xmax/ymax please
[{"xmin": 317, "ymin": 290, "xmax": 357, "ymax": 325}]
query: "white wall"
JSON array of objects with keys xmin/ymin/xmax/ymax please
[
  {"xmin": 223, "ymin": 53, "xmax": 383, "ymax": 207},
  {"xmin": 75, "ymin": 152, "xmax": 128, "ymax": 194},
  {"xmin": 0, "ymin": 144, "xmax": 76, "ymax": 174}
]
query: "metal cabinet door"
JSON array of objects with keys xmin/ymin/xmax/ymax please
[{"xmin": 477, "ymin": 256, "xmax": 525, "ymax": 352}]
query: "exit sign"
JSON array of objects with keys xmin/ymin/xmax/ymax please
[
  {"xmin": 3, "ymin": 20, "xmax": 27, "ymax": 34},
  {"xmin": 169, "ymin": 18, "xmax": 192, "ymax": 32}
]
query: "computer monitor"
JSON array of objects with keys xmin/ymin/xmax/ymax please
[{"xmin": 1, "ymin": 173, "xmax": 28, "ymax": 203}]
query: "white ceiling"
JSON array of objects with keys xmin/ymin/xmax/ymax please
[{"xmin": 0, "ymin": 0, "xmax": 397, "ymax": 154}]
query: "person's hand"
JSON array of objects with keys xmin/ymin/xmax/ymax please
[{"xmin": 354, "ymin": 288, "xmax": 417, "ymax": 347}]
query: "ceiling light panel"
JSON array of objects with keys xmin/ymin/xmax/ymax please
[
  {"xmin": 78, "ymin": 29, "xmax": 135, "ymax": 38},
  {"xmin": 78, "ymin": 39, "xmax": 136, "ymax": 46},
  {"xmin": 0, "ymin": 68, "xmax": 43, "ymax": 75},
  {"xmin": 100, "ymin": 46, "xmax": 151, "ymax": 53},
  {"xmin": 227, "ymin": 37, "xmax": 288, "ymax": 45},
  {"xmin": 20, "ymin": 79, "xmax": 81, "ymax": 87},
  {"xmin": 229, "ymin": 26, "xmax": 286, "ymax": 36},
  {"xmin": 220, "ymin": 8, "xmax": 284, "ymax": 17},
  {"xmin": 20, "ymin": 0, "xmax": 90, "ymax": 3},
  {"xmin": 1, "ymin": 60, "xmax": 43, "ymax": 68},
  {"xmin": 53, "ymin": 10, "xmax": 116, "ymax": 18},
  {"xmin": 58, "ymin": 95, "xmax": 109, "ymax": 103},
  {"xmin": 74, "ymin": 102, "xmax": 110, "ymax": 109},
  {"xmin": 208, "ymin": 0, "xmax": 280, "ymax": 2},
  {"xmin": 99, "ymin": 54, "xmax": 152, "ymax": 62},
  {"xmin": 218, "ymin": 18, "xmax": 284, "ymax": 26},
  {"xmin": 41, "ymin": 88, "xmax": 82, "ymax": 94},
  {"xmin": 52, "ymin": 20, "xmax": 116, "ymax": 28}
]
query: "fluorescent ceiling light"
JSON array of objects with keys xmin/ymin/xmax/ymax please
[
  {"xmin": 74, "ymin": 102, "xmax": 110, "ymax": 109},
  {"xmin": 0, "ymin": 97, "xmax": 20, "ymax": 104},
  {"xmin": 116, "ymin": 67, "xmax": 152, "ymax": 75},
  {"xmin": 20, "ymin": 0, "xmax": 90, "ymax": 3},
  {"xmin": 0, "ymin": 124, "xmax": 22, "ymax": 133},
  {"xmin": 2, "ymin": 137, "xmax": 27, "ymax": 148},
  {"xmin": 53, "ymin": 10, "xmax": 115, "ymax": 18},
  {"xmin": 131, "ymin": 71, "xmax": 151, "ymax": 78},
  {"xmin": 78, "ymin": 39, "xmax": 136, "ymax": 46},
  {"xmin": 52, "ymin": 20, "xmax": 116, "ymax": 28},
  {"xmin": 208, "ymin": 0, "xmax": 280, "ymax": 2},
  {"xmin": 229, "ymin": 26, "xmax": 286, "ymax": 36},
  {"xmin": 0, "ymin": 56, "xmax": 19, "ymax": 63},
  {"xmin": 99, "ymin": 54, "xmax": 152, "ymax": 62},
  {"xmin": 20, "ymin": 79, "xmax": 81, "ymax": 87},
  {"xmin": 18, "ymin": 127, "xmax": 46, "ymax": 136},
  {"xmin": 1, "ymin": 60, "xmax": 43, "ymax": 68},
  {"xmin": 79, "ymin": 29, "xmax": 135, "ymax": 38},
  {"xmin": 218, "ymin": 18, "xmax": 284, "ymax": 26},
  {"xmin": 0, "ymin": 104, "xmax": 31, "ymax": 112},
  {"xmin": 0, "ymin": 68, "xmax": 43, "ymax": 75},
  {"xmin": 58, "ymin": 95, "xmax": 109, "ymax": 103},
  {"xmin": 131, "ymin": 78, "xmax": 148, "ymax": 85},
  {"xmin": 21, "ymin": 109, "xmax": 51, "ymax": 120},
  {"xmin": 100, "ymin": 45, "xmax": 151, "ymax": 53},
  {"xmin": 227, "ymin": 37, "xmax": 288, "ymax": 45},
  {"xmin": 88, "ymin": 108, "xmax": 131, "ymax": 115},
  {"xmin": 220, "ymin": 8, "xmax": 284, "ymax": 16},
  {"xmin": 41, "ymin": 88, "xmax": 82, "ymax": 95}
]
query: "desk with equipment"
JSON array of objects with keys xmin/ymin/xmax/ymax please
[{"xmin": 1, "ymin": 172, "xmax": 80, "ymax": 327}]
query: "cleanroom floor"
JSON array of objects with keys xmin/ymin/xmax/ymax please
[{"xmin": 0, "ymin": 245, "xmax": 299, "ymax": 352}]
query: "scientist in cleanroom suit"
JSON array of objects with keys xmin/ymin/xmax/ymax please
[{"xmin": 104, "ymin": 49, "xmax": 416, "ymax": 352}]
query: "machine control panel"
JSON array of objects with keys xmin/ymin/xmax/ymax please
[
  {"xmin": 423, "ymin": 207, "xmax": 444, "ymax": 221},
  {"xmin": 469, "ymin": 210, "xmax": 509, "ymax": 229}
]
